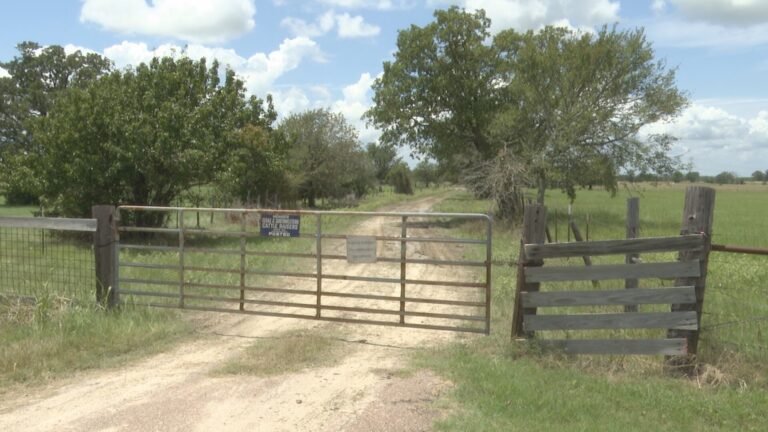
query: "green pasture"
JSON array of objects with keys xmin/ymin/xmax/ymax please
[{"xmin": 429, "ymin": 182, "xmax": 768, "ymax": 431}]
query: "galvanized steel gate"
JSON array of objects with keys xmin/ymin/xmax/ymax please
[{"xmin": 115, "ymin": 206, "xmax": 492, "ymax": 334}]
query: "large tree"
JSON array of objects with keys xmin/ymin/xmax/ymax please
[
  {"xmin": 17, "ymin": 56, "xmax": 272, "ymax": 219},
  {"xmin": 279, "ymin": 109, "xmax": 375, "ymax": 207},
  {"xmin": 365, "ymin": 8, "xmax": 504, "ymax": 161},
  {"xmin": 366, "ymin": 142, "xmax": 401, "ymax": 185},
  {"xmin": 492, "ymin": 25, "xmax": 687, "ymax": 202},
  {"xmin": 366, "ymin": 7, "xmax": 688, "ymax": 214},
  {"xmin": 0, "ymin": 42, "xmax": 112, "ymax": 202}
]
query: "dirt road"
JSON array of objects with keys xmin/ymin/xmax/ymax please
[{"xmin": 0, "ymin": 195, "xmax": 484, "ymax": 431}]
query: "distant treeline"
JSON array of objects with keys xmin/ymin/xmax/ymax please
[{"xmin": 617, "ymin": 170, "xmax": 768, "ymax": 185}]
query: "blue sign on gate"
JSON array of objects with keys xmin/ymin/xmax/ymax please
[{"xmin": 260, "ymin": 214, "xmax": 301, "ymax": 237}]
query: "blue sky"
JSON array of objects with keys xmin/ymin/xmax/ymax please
[{"xmin": 2, "ymin": 0, "xmax": 768, "ymax": 176}]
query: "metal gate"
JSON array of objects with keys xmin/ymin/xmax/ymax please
[{"xmin": 115, "ymin": 206, "xmax": 492, "ymax": 334}]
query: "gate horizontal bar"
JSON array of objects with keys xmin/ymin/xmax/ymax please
[
  {"xmin": 321, "ymin": 273, "xmax": 486, "ymax": 288},
  {"xmin": 524, "ymin": 311, "xmax": 698, "ymax": 331},
  {"xmin": 119, "ymin": 244, "xmax": 178, "ymax": 252},
  {"xmin": 119, "ymin": 278, "xmax": 178, "ymax": 286},
  {"xmin": 525, "ymin": 261, "xmax": 701, "ymax": 283},
  {"xmin": 142, "ymin": 303, "xmax": 487, "ymax": 334},
  {"xmin": 524, "ymin": 234, "xmax": 704, "ymax": 259},
  {"xmin": 0, "ymin": 216, "xmax": 97, "ymax": 232},
  {"xmin": 521, "ymin": 286, "xmax": 696, "ymax": 308},
  {"xmin": 534, "ymin": 338, "xmax": 688, "ymax": 355},
  {"xmin": 118, "ymin": 205, "xmax": 491, "ymax": 221},
  {"xmin": 185, "ymin": 282, "xmax": 316, "ymax": 296},
  {"xmin": 121, "ymin": 262, "xmax": 179, "ymax": 270},
  {"xmin": 321, "ymin": 291, "xmax": 484, "ymax": 307}
]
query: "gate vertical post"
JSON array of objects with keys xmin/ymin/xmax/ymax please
[
  {"xmin": 316, "ymin": 214, "xmax": 322, "ymax": 318},
  {"xmin": 239, "ymin": 211, "xmax": 247, "ymax": 311},
  {"xmin": 178, "ymin": 209, "xmax": 185, "ymax": 308},
  {"xmin": 512, "ymin": 204, "xmax": 547, "ymax": 339},
  {"xmin": 484, "ymin": 214, "xmax": 492, "ymax": 335},
  {"xmin": 625, "ymin": 197, "xmax": 640, "ymax": 312},
  {"xmin": 93, "ymin": 205, "xmax": 118, "ymax": 308},
  {"xmin": 668, "ymin": 186, "xmax": 715, "ymax": 366},
  {"xmin": 400, "ymin": 216, "xmax": 407, "ymax": 324}
]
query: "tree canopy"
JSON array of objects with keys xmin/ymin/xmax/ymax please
[
  {"xmin": 15, "ymin": 56, "xmax": 272, "ymax": 218},
  {"xmin": 279, "ymin": 108, "xmax": 375, "ymax": 207},
  {"xmin": 366, "ymin": 7, "xmax": 688, "ymax": 214}
]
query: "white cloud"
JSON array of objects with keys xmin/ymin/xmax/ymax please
[
  {"xmin": 652, "ymin": 0, "xmax": 666, "ymax": 13},
  {"xmin": 63, "ymin": 44, "xmax": 99, "ymax": 56},
  {"xmin": 80, "ymin": 0, "xmax": 256, "ymax": 43},
  {"xmin": 281, "ymin": 10, "xmax": 380, "ymax": 38},
  {"xmin": 332, "ymin": 72, "xmax": 380, "ymax": 142},
  {"xmin": 336, "ymin": 13, "xmax": 381, "ymax": 37},
  {"xmin": 458, "ymin": 0, "xmax": 620, "ymax": 34},
  {"xmin": 670, "ymin": 0, "xmax": 768, "ymax": 26},
  {"xmin": 316, "ymin": 0, "xmax": 407, "ymax": 10},
  {"xmin": 642, "ymin": 103, "xmax": 768, "ymax": 174},
  {"xmin": 103, "ymin": 37, "xmax": 325, "ymax": 95},
  {"xmin": 0, "ymin": 67, "xmax": 9, "ymax": 79},
  {"xmin": 646, "ymin": 18, "xmax": 768, "ymax": 48}
]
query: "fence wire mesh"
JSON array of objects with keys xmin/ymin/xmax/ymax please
[{"xmin": 0, "ymin": 226, "xmax": 95, "ymax": 302}]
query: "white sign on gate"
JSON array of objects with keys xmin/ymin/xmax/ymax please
[{"xmin": 346, "ymin": 236, "xmax": 377, "ymax": 263}]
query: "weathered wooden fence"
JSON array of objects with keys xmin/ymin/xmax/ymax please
[{"xmin": 513, "ymin": 187, "xmax": 716, "ymax": 360}]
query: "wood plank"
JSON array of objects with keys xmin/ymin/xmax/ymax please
[
  {"xmin": 525, "ymin": 261, "xmax": 700, "ymax": 283},
  {"xmin": 523, "ymin": 311, "xmax": 698, "ymax": 331},
  {"xmin": 0, "ymin": 216, "xmax": 97, "ymax": 232},
  {"xmin": 522, "ymin": 286, "xmax": 696, "ymax": 308},
  {"xmin": 512, "ymin": 204, "xmax": 547, "ymax": 338},
  {"xmin": 524, "ymin": 234, "xmax": 704, "ymax": 259},
  {"xmin": 535, "ymin": 338, "xmax": 687, "ymax": 355}
]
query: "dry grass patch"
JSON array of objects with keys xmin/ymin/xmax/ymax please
[{"xmin": 213, "ymin": 329, "xmax": 349, "ymax": 376}]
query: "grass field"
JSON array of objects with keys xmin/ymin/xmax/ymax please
[
  {"xmin": 2, "ymin": 183, "xmax": 766, "ymax": 429},
  {"xmin": 427, "ymin": 182, "xmax": 768, "ymax": 431}
]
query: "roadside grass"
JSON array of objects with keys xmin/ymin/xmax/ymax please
[
  {"xmin": 423, "ymin": 183, "xmax": 768, "ymax": 431},
  {"xmin": 0, "ymin": 299, "xmax": 192, "ymax": 393},
  {"xmin": 212, "ymin": 329, "xmax": 348, "ymax": 376}
]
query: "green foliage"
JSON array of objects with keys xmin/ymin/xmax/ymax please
[
  {"xmin": 16, "ymin": 56, "xmax": 272, "ymax": 218},
  {"xmin": 216, "ymin": 124, "xmax": 295, "ymax": 205},
  {"xmin": 714, "ymin": 171, "xmax": 738, "ymax": 185},
  {"xmin": 366, "ymin": 142, "xmax": 401, "ymax": 184},
  {"xmin": 686, "ymin": 171, "xmax": 701, "ymax": 183},
  {"xmin": 0, "ymin": 42, "xmax": 112, "ymax": 201},
  {"xmin": 413, "ymin": 160, "xmax": 439, "ymax": 187},
  {"xmin": 366, "ymin": 9, "xmax": 688, "ymax": 212},
  {"xmin": 366, "ymin": 7, "xmax": 502, "ymax": 161},
  {"xmin": 279, "ymin": 108, "xmax": 375, "ymax": 207},
  {"xmin": 387, "ymin": 162, "xmax": 414, "ymax": 195},
  {"xmin": 751, "ymin": 170, "xmax": 765, "ymax": 182}
]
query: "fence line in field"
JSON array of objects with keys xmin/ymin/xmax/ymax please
[{"xmin": 0, "ymin": 216, "xmax": 96, "ymax": 303}]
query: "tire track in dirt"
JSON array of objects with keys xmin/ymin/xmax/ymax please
[{"xmin": 0, "ymin": 195, "xmax": 484, "ymax": 431}]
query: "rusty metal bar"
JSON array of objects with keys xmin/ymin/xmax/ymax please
[
  {"xmin": 711, "ymin": 243, "xmax": 768, "ymax": 256},
  {"xmin": 321, "ymin": 273, "xmax": 485, "ymax": 288},
  {"xmin": 316, "ymin": 213, "xmax": 322, "ymax": 318},
  {"xmin": 485, "ymin": 214, "xmax": 493, "ymax": 334},
  {"xmin": 118, "ymin": 205, "xmax": 492, "ymax": 221},
  {"xmin": 185, "ymin": 281, "xmax": 316, "ymax": 296},
  {"xmin": 239, "ymin": 211, "xmax": 246, "ymax": 311},
  {"xmin": 144, "ymin": 303, "xmax": 486, "ymax": 334},
  {"xmin": 400, "ymin": 215, "xmax": 407, "ymax": 324},
  {"xmin": 178, "ymin": 209, "xmax": 185, "ymax": 308}
]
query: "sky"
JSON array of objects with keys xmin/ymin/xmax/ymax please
[{"xmin": 1, "ymin": 0, "xmax": 768, "ymax": 176}]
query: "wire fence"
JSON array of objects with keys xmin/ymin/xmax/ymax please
[{"xmin": 0, "ymin": 226, "xmax": 95, "ymax": 303}]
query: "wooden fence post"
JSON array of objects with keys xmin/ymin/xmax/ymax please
[
  {"xmin": 668, "ymin": 187, "xmax": 715, "ymax": 366},
  {"xmin": 625, "ymin": 197, "xmax": 640, "ymax": 312},
  {"xmin": 512, "ymin": 204, "xmax": 547, "ymax": 338},
  {"xmin": 93, "ymin": 205, "xmax": 118, "ymax": 308}
]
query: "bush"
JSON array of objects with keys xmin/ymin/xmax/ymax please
[{"xmin": 387, "ymin": 163, "xmax": 414, "ymax": 195}]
